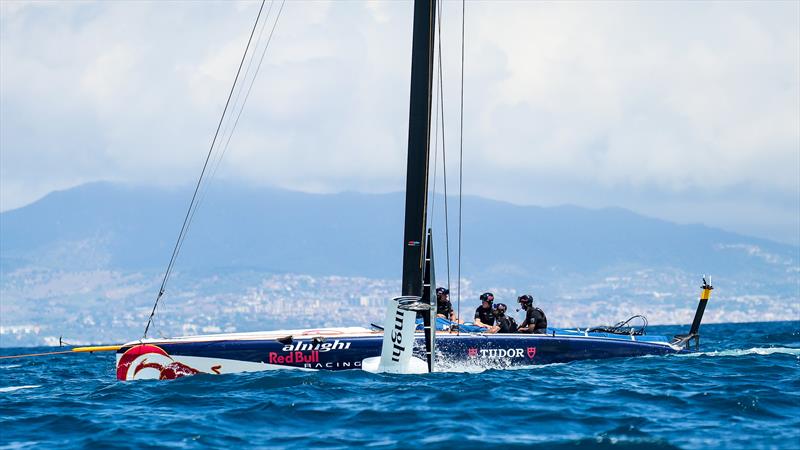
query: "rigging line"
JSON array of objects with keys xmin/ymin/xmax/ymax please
[
  {"xmin": 435, "ymin": 0, "xmax": 451, "ymax": 295},
  {"xmin": 152, "ymin": 1, "xmax": 286, "ymax": 338},
  {"xmin": 456, "ymin": 0, "xmax": 465, "ymax": 328},
  {"xmin": 143, "ymin": 0, "xmax": 267, "ymax": 338},
  {"xmin": 180, "ymin": 0, "xmax": 284, "ymax": 256},
  {"xmin": 428, "ymin": 14, "xmax": 440, "ymax": 228},
  {"xmin": 208, "ymin": 0, "xmax": 275, "ymax": 179},
  {"xmin": 208, "ymin": 0, "xmax": 285, "ymax": 184},
  {"xmin": 427, "ymin": 0, "xmax": 452, "ymax": 306},
  {"xmin": 158, "ymin": 1, "xmax": 285, "ymax": 331},
  {"xmin": 157, "ymin": 0, "xmax": 269, "ymax": 306}
]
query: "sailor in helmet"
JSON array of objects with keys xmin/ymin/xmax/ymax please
[
  {"xmin": 517, "ymin": 294, "xmax": 548, "ymax": 334},
  {"xmin": 435, "ymin": 287, "xmax": 459, "ymax": 323},
  {"xmin": 474, "ymin": 292, "xmax": 495, "ymax": 329},
  {"xmin": 487, "ymin": 303, "xmax": 518, "ymax": 334}
]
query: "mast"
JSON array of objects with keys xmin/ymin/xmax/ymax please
[
  {"xmin": 401, "ymin": 0, "xmax": 437, "ymax": 298},
  {"xmin": 422, "ymin": 228, "xmax": 437, "ymax": 372}
]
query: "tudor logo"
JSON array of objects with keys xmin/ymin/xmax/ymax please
[{"xmin": 467, "ymin": 348, "xmax": 537, "ymax": 359}]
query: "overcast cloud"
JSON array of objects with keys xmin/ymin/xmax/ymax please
[{"xmin": 1, "ymin": 1, "xmax": 798, "ymax": 244}]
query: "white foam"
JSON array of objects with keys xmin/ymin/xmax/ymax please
[
  {"xmin": 678, "ymin": 347, "xmax": 800, "ymax": 358},
  {"xmin": 0, "ymin": 364, "xmax": 21, "ymax": 369},
  {"xmin": 0, "ymin": 385, "xmax": 40, "ymax": 393}
]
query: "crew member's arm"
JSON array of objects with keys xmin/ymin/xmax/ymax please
[
  {"xmin": 517, "ymin": 314, "xmax": 531, "ymax": 332},
  {"xmin": 474, "ymin": 312, "xmax": 489, "ymax": 328},
  {"xmin": 497, "ymin": 320, "xmax": 509, "ymax": 334}
]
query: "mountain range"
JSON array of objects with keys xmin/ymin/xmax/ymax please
[{"xmin": 2, "ymin": 182, "xmax": 797, "ymax": 291}]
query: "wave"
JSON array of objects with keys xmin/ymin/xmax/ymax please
[
  {"xmin": 0, "ymin": 385, "xmax": 41, "ymax": 393},
  {"xmin": 678, "ymin": 347, "xmax": 800, "ymax": 358},
  {"xmin": 0, "ymin": 364, "xmax": 22, "ymax": 369}
]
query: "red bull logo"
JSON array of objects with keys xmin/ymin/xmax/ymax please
[
  {"xmin": 268, "ymin": 351, "xmax": 320, "ymax": 364},
  {"xmin": 116, "ymin": 344, "xmax": 200, "ymax": 381}
]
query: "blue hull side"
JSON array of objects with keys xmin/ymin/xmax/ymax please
[{"xmin": 119, "ymin": 333, "xmax": 681, "ymax": 373}]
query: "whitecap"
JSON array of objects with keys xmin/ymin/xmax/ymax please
[
  {"xmin": 0, "ymin": 385, "xmax": 41, "ymax": 393},
  {"xmin": 0, "ymin": 441, "xmax": 40, "ymax": 450},
  {"xmin": 678, "ymin": 347, "xmax": 800, "ymax": 358},
  {"xmin": 0, "ymin": 364, "xmax": 21, "ymax": 369}
]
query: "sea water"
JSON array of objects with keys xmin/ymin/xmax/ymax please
[{"xmin": 1, "ymin": 321, "xmax": 798, "ymax": 449}]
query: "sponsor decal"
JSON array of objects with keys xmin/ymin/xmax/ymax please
[
  {"xmin": 116, "ymin": 344, "xmax": 201, "ymax": 381},
  {"xmin": 269, "ymin": 351, "xmax": 320, "ymax": 364},
  {"xmin": 281, "ymin": 340, "xmax": 351, "ymax": 352},
  {"xmin": 391, "ymin": 308, "xmax": 406, "ymax": 362},
  {"xmin": 304, "ymin": 361, "xmax": 362, "ymax": 369},
  {"xmin": 465, "ymin": 347, "xmax": 537, "ymax": 360}
]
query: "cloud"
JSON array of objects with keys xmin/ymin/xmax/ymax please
[{"xmin": 1, "ymin": 1, "xmax": 798, "ymax": 244}]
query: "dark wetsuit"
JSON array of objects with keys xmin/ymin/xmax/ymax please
[
  {"xmin": 437, "ymin": 299, "xmax": 453, "ymax": 319},
  {"xmin": 521, "ymin": 307, "xmax": 547, "ymax": 334},
  {"xmin": 474, "ymin": 306, "xmax": 495, "ymax": 327},
  {"xmin": 495, "ymin": 315, "xmax": 518, "ymax": 333}
]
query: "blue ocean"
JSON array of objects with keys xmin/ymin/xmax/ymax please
[{"xmin": 1, "ymin": 321, "xmax": 798, "ymax": 449}]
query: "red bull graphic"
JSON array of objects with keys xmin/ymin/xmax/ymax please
[
  {"xmin": 116, "ymin": 345, "xmax": 201, "ymax": 381},
  {"xmin": 269, "ymin": 351, "xmax": 320, "ymax": 364}
]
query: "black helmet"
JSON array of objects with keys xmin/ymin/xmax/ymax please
[
  {"xmin": 517, "ymin": 294, "xmax": 533, "ymax": 308},
  {"xmin": 480, "ymin": 292, "xmax": 495, "ymax": 303},
  {"xmin": 436, "ymin": 287, "xmax": 449, "ymax": 297},
  {"xmin": 492, "ymin": 303, "xmax": 507, "ymax": 316}
]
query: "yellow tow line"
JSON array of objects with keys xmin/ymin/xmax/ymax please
[{"xmin": 0, "ymin": 345, "xmax": 122, "ymax": 360}]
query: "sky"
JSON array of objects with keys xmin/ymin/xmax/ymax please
[{"xmin": 1, "ymin": 1, "xmax": 798, "ymax": 245}]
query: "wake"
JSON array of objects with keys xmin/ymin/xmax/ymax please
[
  {"xmin": 0, "ymin": 385, "xmax": 41, "ymax": 393},
  {"xmin": 678, "ymin": 347, "xmax": 800, "ymax": 358}
]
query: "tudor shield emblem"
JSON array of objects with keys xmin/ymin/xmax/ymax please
[{"xmin": 527, "ymin": 347, "xmax": 537, "ymax": 359}]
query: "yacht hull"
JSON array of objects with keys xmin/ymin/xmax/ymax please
[{"xmin": 116, "ymin": 328, "xmax": 683, "ymax": 381}]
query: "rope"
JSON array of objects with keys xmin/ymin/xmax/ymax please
[
  {"xmin": 437, "ymin": 0, "xmax": 452, "ymax": 294},
  {"xmin": 208, "ymin": 0, "xmax": 285, "ymax": 183},
  {"xmin": 0, "ymin": 350, "xmax": 75, "ymax": 360},
  {"xmin": 456, "ymin": 0, "xmax": 465, "ymax": 328},
  {"xmin": 143, "ymin": 0, "xmax": 267, "ymax": 338},
  {"xmin": 429, "ymin": 2, "xmax": 441, "ymax": 228},
  {"xmin": 173, "ymin": 0, "xmax": 285, "ymax": 281}
]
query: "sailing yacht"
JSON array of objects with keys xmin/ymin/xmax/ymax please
[{"xmin": 115, "ymin": 0, "xmax": 712, "ymax": 381}]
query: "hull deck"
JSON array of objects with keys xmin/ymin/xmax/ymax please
[{"xmin": 116, "ymin": 327, "xmax": 683, "ymax": 380}]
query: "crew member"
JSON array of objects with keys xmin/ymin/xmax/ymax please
[
  {"xmin": 517, "ymin": 294, "xmax": 547, "ymax": 334},
  {"xmin": 488, "ymin": 303, "xmax": 517, "ymax": 334},
  {"xmin": 474, "ymin": 292, "xmax": 495, "ymax": 329},
  {"xmin": 435, "ymin": 287, "xmax": 459, "ymax": 323}
]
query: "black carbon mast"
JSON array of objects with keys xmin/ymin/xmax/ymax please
[
  {"xmin": 401, "ymin": 0, "xmax": 436, "ymax": 299},
  {"xmin": 401, "ymin": 0, "xmax": 436, "ymax": 372},
  {"xmin": 402, "ymin": 0, "xmax": 437, "ymax": 371}
]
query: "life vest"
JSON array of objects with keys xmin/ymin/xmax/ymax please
[{"xmin": 532, "ymin": 307, "xmax": 547, "ymax": 330}]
